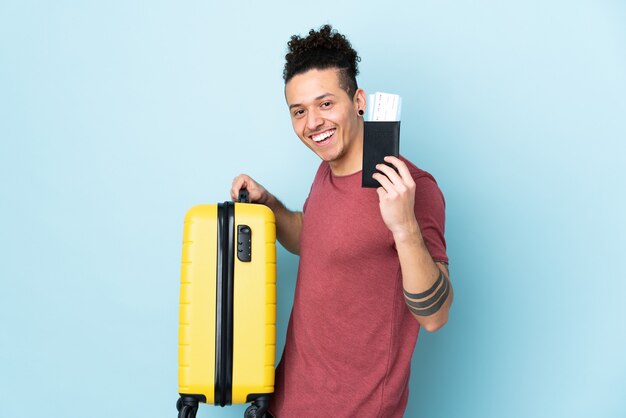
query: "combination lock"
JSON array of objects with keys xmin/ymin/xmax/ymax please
[{"xmin": 237, "ymin": 225, "xmax": 252, "ymax": 262}]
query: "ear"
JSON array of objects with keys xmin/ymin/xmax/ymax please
[{"xmin": 353, "ymin": 88, "xmax": 367, "ymax": 115}]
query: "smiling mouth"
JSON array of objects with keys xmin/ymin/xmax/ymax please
[{"xmin": 310, "ymin": 128, "xmax": 336, "ymax": 144}]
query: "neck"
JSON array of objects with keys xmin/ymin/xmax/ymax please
[{"xmin": 328, "ymin": 119, "xmax": 364, "ymax": 176}]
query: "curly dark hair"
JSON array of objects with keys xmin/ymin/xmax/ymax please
[{"xmin": 284, "ymin": 24, "xmax": 361, "ymax": 98}]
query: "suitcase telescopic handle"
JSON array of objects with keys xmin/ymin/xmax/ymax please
[{"xmin": 238, "ymin": 188, "xmax": 249, "ymax": 203}]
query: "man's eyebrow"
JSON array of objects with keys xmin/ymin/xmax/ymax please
[{"xmin": 288, "ymin": 93, "xmax": 335, "ymax": 110}]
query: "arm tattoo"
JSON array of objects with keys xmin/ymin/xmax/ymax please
[
  {"xmin": 442, "ymin": 262, "xmax": 449, "ymax": 276},
  {"xmin": 403, "ymin": 267, "xmax": 450, "ymax": 316},
  {"xmin": 405, "ymin": 273, "xmax": 448, "ymax": 309},
  {"xmin": 403, "ymin": 270, "xmax": 443, "ymax": 299}
]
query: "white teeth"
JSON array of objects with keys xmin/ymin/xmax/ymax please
[{"xmin": 312, "ymin": 129, "xmax": 335, "ymax": 142}]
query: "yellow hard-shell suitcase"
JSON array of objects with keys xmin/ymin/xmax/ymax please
[{"xmin": 177, "ymin": 192, "xmax": 276, "ymax": 418}]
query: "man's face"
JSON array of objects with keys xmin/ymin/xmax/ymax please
[{"xmin": 285, "ymin": 68, "xmax": 365, "ymax": 176}]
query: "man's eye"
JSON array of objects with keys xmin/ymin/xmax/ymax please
[
  {"xmin": 293, "ymin": 109, "xmax": 305, "ymax": 117},
  {"xmin": 321, "ymin": 101, "xmax": 332, "ymax": 108}
]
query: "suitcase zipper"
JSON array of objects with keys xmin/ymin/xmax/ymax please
[{"xmin": 215, "ymin": 201, "xmax": 235, "ymax": 407}]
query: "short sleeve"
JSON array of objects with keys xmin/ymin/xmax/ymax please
[{"xmin": 412, "ymin": 174, "xmax": 448, "ymax": 264}]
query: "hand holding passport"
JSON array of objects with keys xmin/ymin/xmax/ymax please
[{"xmin": 362, "ymin": 92, "xmax": 402, "ymax": 188}]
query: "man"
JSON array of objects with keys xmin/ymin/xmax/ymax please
[{"xmin": 230, "ymin": 24, "xmax": 452, "ymax": 418}]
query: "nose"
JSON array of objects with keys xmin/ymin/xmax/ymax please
[{"xmin": 306, "ymin": 109, "xmax": 323, "ymax": 131}]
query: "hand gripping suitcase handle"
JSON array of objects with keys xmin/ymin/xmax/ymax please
[{"xmin": 238, "ymin": 188, "xmax": 249, "ymax": 203}]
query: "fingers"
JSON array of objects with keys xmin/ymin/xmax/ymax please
[
  {"xmin": 230, "ymin": 174, "xmax": 245, "ymax": 200},
  {"xmin": 230, "ymin": 174, "xmax": 267, "ymax": 203},
  {"xmin": 375, "ymin": 163, "xmax": 402, "ymax": 185},
  {"xmin": 384, "ymin": 156, "xmax": 413, "ymax": 183},
  {"xmin": 372, "ymin": 170, "xmax": 395, "ymax": 193},
  {"xmin": 230, "ymin": 174, "xmax": 250, "ymax": 201},
  {"xmin": 374, "ymin": 157, "xmax": 419, "ymax": 234},
  {"xmin": 374, "ymin": 157, "xmax": 415, "ymax": 189},
  {"xmin": 376, "ymin": 184, "xmax": 387, "ymax": 200},
  {"xmin": 373, "ymin": 157, "xmax": 416, "ymax": 197}
]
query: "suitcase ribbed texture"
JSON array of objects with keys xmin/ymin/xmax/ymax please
[{"xmin": 178, "ymin": 202, "xmax": 276, "ymax": 406}]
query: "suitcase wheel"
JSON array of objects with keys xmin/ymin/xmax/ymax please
[
  {"xmin": 245, "ymin": 404, "xmax": 270, "ymax": 418},
  {"xmin": 177, "ymin": 396, "xmax": 198, "ymax": 418},
  {"xmin": 245, "ymin": 405, "xmax": 258, "ymax": 418},
  {"xmin": 178, "ymin": 405, "xmax": 197, "ymax": 418}
]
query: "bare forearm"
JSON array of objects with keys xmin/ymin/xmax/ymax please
[
  {"xmin": 262, "ymin": 194, "xmax": 302, "ymax": 255},
  {"xmin": 394, "ymin": 225, "xmax": 453, "ymax": 332},
  {"xmin": 230, "ymin": 174, "xmax": 302, "ymax": 255},
  {"xmin": 370, "ymin": 157, "xmax": 451, "ymax": 331}
]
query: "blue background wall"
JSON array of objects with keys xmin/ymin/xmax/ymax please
[{"xmin": 1, "ymin": 1, "xmax": 625, "ymax": 417}]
